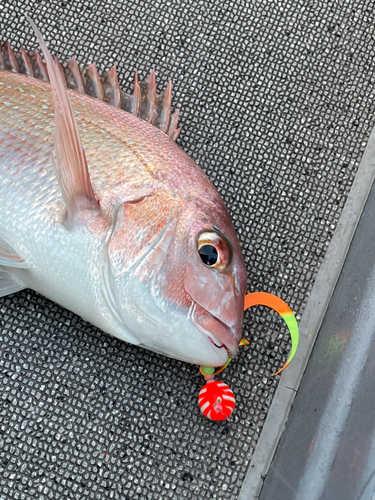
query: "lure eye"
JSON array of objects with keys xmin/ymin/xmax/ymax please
[
  {"xmin": 197, "ymin": 231, "xmax": 232, "ymax": 269},
  {"xmin": 216, "ymin": 397, "xmax": 222, "ymax": 404},
  {"xmin": 198, "ymin": 245, "xmax": 218, "ymax": 266}
]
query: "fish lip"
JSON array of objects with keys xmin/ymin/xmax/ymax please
[{"xmin": 191, "ymin": 302, "xmax": 237, "ymax": 358}]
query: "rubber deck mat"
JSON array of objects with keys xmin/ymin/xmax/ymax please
[{"xmin": 1, "ymin": 1, "xmax": 375, "ymax": 499}]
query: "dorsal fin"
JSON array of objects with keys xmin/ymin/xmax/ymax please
[
  {"xmin": 27, "ymin": 16, "xmax": 100, "ymax": 226},
  {"xmin": 82, "ymin": 63, "xmax": 104, "ymax": 100},
  {"xmin": 0, "ymin": 42, "xmax": 19, "ymax": 72},
  {"xmin": 53, "ymin": 55, "xmax": 66, "ymax": 87},
  {"xmin": 0, "ymin": 35, "xmax": 180, "ymax": 140},
  {"xmin": 29, "ymin": 49, "xmax": 49, "ymax": 81},
  {"xmin": 168, "ymin": 110, "xmax": 181, "ymax": 141},
  {"xmin": 156, "ymin": 80, "xmax": 172, "ymax": 133},
  {"xmin": 16, "ymin": 47, "xmax": 34, "ymax": 76},
  {"xmin": 101, "ymin": 66, "xmax": 121, "ymax": 107},
  {"xmin": 139, "ymin": 70, "xmax": 157, "ymax": 124},
  {"xmin": 120, "ymin": 72, "xmax": 140, "ymax": 115},
  {"xmin": 64, "ymin": 56, "xmax": 85, "ymax": 94}
]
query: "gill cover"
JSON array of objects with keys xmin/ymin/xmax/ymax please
[
  {"xmin": 107, "ymin": 194, "xmax": 186, "ymax": 336},
  {"xmin": 109, "ymin": 195, "xmax": 170, "ymax": 278}
]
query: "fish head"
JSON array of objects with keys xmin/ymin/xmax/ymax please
[
  {"xmin": 184, "ymin": 207, "xmax": 247, "ymax": 362},
  {"xmin": 107, "ymin": 193, "xmax": 247, "ymax": 366}
]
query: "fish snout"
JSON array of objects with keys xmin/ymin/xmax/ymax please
[{"xmin": 193, "ymin": 303, "xmax": 242, "ymax": 358}]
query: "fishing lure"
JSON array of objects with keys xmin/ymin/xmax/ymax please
[
  {"xmin": 198, "ymin": 292, "xmax": 299, "ymax": 421},
  {"xmin": 198, "ymin": 380, "xmax": 235, "ymax": 421},
  {"xmin": 245, "ymin": 292, "xmax": 299, "ymax": 376}
]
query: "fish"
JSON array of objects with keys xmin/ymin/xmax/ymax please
[{"xmin": 0, "ymin": 19, "xmax": 247, "ymax": 367}]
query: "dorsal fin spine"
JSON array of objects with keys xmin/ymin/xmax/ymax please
[
  {"xmin": 0, "ymin": 42, "xmax": 19, "ymax": 72},
  {"xmin": 156, "ymin": 80, "xmax": 172, "ymax": 133},
  {"xmin": 53, "ymin": 55, "xmax": 66, "ymax": 87},
  {"xmin": 21, "ymin": 47, "xmax": 34, "ymax": 76},
  {"xmin": 30, "ymin": 49, "xmax": 49, "ymax": 81},
  {"xmin": 66, "ymin": 56, "xmax": 85, "ymax": 94},
  {"xmin": 171, "ymin": 127, "xmax": 181, "ymax": 141},
  {"xmin": 139, "ymin": 69, "xmax": 157, "ymax": 124},
  {"xmin": 101, "ymin": 66, "xmax": 121, "ymax": 107},
  {"xmin": 132, "ymin": 71, "xmax": 141, "ymax": 115},
  {"xmin": 168, "ymin": 110, "xmax": 180, "ymax": 139},
  {"xmin": 83, "ymin": 63, "xmax": 104, "ymax": 100},
  {"xmin": 8, "ymin": 44, "xmax": 19, "ymax": 72}
]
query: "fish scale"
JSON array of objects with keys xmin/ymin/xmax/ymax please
[{"xmin": 0, "ymin": 23, "xmax": 247, "ymax": 367}]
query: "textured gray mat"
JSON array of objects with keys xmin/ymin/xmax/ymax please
[{"xmin": 1, "ymin": 1, "xmax": 375, "ymax": 499}]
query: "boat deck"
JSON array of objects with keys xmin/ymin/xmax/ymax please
[{"xmin": 1, "ymin": 1, "xmax": 375, "ymax": 499}]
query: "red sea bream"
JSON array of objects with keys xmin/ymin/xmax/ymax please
[{"xmin": 0, "ymin": 21, "xmax": 247, "ymax": 366}]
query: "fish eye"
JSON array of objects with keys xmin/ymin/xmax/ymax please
[
  {"xmin": 197, "ymin": 231, "xmax": 231, "ymax": 269},
  {"xmin": 199, "ymin": 245, "xmax": 218, "ymax": 266}
]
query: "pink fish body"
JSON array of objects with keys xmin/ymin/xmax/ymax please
[{"xmin": 0, "ymin": 22, "xmax": 247, "ymax": 366}]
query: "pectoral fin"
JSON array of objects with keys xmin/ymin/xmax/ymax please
[
  {"xmin": 0, "ymin": 237, "xmax": 28, "ymax": 268},
  {"xmin": 27, "ymin": 16, "xmax": 100, "ymax": 226},
  {"xmin": 0, "ymin": 268, "xmax": 26, "ymax": 298}
]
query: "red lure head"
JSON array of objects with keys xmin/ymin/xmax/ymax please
[{"xmin": 198, "ymin": 380, "xmax": 235, "ymax": 421}]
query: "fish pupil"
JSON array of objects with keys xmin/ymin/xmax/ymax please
[{"xmin": 199, "ymin": 245, "xmax": 218, "ymax": 266}]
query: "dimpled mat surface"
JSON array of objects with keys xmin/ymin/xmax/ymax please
[{"xmin": 1, "ymin": 1, "xmax": 375, "ymax": 499}]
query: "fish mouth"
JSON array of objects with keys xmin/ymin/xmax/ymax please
[
  {"xmin": 191, "ymin": 302, "xmax": 239, "ymax": 359},
  {"xmin": 206, "ymin": 335, "xmax": 226, "ymax": 350}
]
